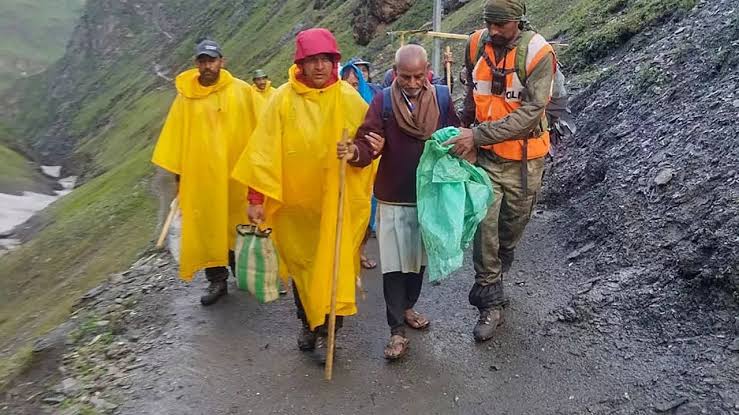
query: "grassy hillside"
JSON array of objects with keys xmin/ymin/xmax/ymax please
[
  {"xmin": 0, "ymin": 0, "xmax": 697, "ymax": 387},
  {"xmin": 0, "ymin": 144, "xmax": 38, "ymax": 195},
  {"xmin": 0, "ymin": 123, "xmax": 49, "ymax": 195},
  {"xmin": 0, "ymin": 0, "xmax": 85, "ymax": 91}
]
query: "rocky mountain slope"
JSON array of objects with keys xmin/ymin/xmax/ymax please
[{"xmin": 543, "ymin": 0, "xmax": 739, "ymax": 340}]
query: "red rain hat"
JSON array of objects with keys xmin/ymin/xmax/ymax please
[{"xmin": 294, "ymin": 28, "xmax": 341, "ymax": 63}]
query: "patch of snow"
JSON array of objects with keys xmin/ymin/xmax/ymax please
[
  {"xmin": 0, "ymin": 191, "xmax": 57, "ymax": 234},
  {"xmin": 41, "ymin": 165, "xmax": 62, "ymax": 178},
  {"xmin": 0, "ymin": 175, "xmax": 78, "ymax": 253}
]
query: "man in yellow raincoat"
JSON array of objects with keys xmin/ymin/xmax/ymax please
[
  {"xmin": 232, "ymin": 28, "xmax": 373, "ymax": 363},
  {"xmin": 152, "ymin": 39, "xmax": 261, "ymax": 306},
  {"xmin": 251, "ymin": 69, "xmax": 276, "ymax": 103}
]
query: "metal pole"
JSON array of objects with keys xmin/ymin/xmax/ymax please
[{"xmin": 432, "ymin": 0, "xmax": 442, "ymax": 75}]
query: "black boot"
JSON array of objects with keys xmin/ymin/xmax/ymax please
[
  {"xmin": 297, "ymin": 324, "xmax": 317, "ymax": 351},
  {"xmin": 313, "ymin": 333, "xmax": 328, "ymax": 365},
  {"xmin": 200, "ymin": 280, "xmax": 227, "ymax": 306},
  {"xmin": 473, "ymin": 307, "xmax": 504, "ymax": 342}
]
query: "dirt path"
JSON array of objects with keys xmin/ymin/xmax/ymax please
[
  {"xmin": 110, "ymin": 210, "xmax": 736, "ymax": 414},
  {"xmin": 3, "ymin": 209, "xmax": 737, "ymax": 414}
]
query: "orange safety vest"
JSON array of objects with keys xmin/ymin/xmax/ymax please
[{"xmin": 469, "ymin": 29, "xmax": 555, "ymax": 160}]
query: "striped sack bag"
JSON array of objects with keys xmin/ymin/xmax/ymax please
[{"xmin": 234, "ymin": 224, "xmax": 280, "ymax": 303}]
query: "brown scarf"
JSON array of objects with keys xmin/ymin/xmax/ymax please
[{"xmin": 390, "ymin": 79, "xmax": 440, "ymax": 140}]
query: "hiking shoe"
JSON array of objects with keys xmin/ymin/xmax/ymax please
[
  {"xmin": 313, "ymin": 334, "xmax": 328, "ymax": 365},
  {"xmin": 297, "ymin": 325, "xmax": 317, "ymax": 351},
  {"xmin": 200, "ymin": 281, "xmax": 227, "ymax": 306},
  {"xmin": 473, "ymin": 308, "xmax": 504, "ymax": 342}
]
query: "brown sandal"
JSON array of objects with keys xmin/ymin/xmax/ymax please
[
  {"xmin": 384, "ymin": 335, "xmax": 409, "ymax": 360},
  {"xmin": 360, "ymin": 255, "xmax": 377, "ymax": 269},
  {"xmin": 404, "ymin": 309, "xmax": 430, "ymax": 330}
]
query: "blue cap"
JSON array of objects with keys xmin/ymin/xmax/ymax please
[
  {"xmin": 195, "ymin": 39, "xmax": 222, "ymax": 58},
  {"xmin": 347, "ymin": 57, "xmax": 371, "ymax": 68}
]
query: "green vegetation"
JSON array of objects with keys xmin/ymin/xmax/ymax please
[
  {"xmin": 57, "ymin": 399, "xmax": 98, "ymax": 415},
  {"xmin": 0, "ymin": 123, "xmax": 46, "ymax": 194},
  {"xmin": 0, "ymin": 149, "xmax": 156, "ymax": 385},
  {"xmin": 0, "ymin": 0, "xmax": 85, "ymax": 90},
  {"xmin": 0, "ymin": 144, "xmax": 38, "ymax": 194},
  {"xmin": 635, "ymin": 65, "xmax": 668, "ymax": 92},
  {"xmin": 531, "ymin": 0, "xmax": 698, "ymax": 69},
  {"xmin": 0, "ymin": 346, "xmax": 32, "ymax": 390},
  {"xmin": 360, "ymin": 0, "xmax": 697, "ymax": 76}
]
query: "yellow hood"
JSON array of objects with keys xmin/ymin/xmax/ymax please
[{"xmin": 175, "ymin": 68, "xmax": 234, "ymax": 99}]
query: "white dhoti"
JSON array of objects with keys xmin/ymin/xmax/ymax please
[{"xmin": 377, "ymin": 202, "xmax": 427, "ymax": 274}]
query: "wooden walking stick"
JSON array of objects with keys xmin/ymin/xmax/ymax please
[
  {"xmin": 156, "ymin": 196, "xmax": 178, "ymax": 249},
  {"xmin": 325, "ymin": 129, "xmax": 350, "ymax": 381},
  {"xmin": 445, "ymin": 45, "xmax": 452, "ymax": 89}
]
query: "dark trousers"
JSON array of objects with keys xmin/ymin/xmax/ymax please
[
  {"xmin": 204, "ymin": 250, "xmax": 235, "ymax": 282},
  {"xmin": 383, "ymin": 268, "xmax": 425, "ymax": 336},
  {"xmin": 470, "ymin": 153, "xmax": 544, "ymax": 310},
  {"xmin": 292, "ymin": 282, "xmax": 343, "ymax": 334}
]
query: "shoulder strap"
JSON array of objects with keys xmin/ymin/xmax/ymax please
[
  {"xmin": 467, "ymin": 29, "xmax": 487, "ymax": 70},
  {"xmin": 382, "ymin": 85, "xmax": 451, "ymax": 128},
  {"xmin": 515, "ymin": 31, "xmax": 536, "ymax": 85},
  {"xmin": 434, "ymin": 85, "xmax": 450, "ymax": 127},
  {"xmin": 381, "ymin": 87, "xmax": 392, "ymax": 122}
]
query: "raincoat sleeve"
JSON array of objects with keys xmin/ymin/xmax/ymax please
[
  {"xmin": 231, "ymin": 93, "xmax": 284, "ymax": 203},
  {"xmin": 243, "ymin": 86, "xmax": 261, "ymax": 133},
  {"xmin": 152, "ymin": 94, "xmax": 186, "ymax": 175},
  {"xmin": 236, "ymin": 84, "xmax": 263, "ymax": 161}
]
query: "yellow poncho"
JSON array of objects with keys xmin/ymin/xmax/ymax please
[
  {"xmin": 252, "ymin": 81, "xmax": 277, "ymax": 104},
  {"xmin": 232, "ymin": 65, "xmax": 372, "ymax": 329},
  {"xmin": 152, "ymin": 68, "xmax": 261, "ymax": 280}
]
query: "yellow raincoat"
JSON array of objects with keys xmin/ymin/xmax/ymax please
[
  {"xmin": 152, "ymin": 68, "xmax": 261, "ymax": 280},
  {"xmin": 252, "ymin": 81, "xmax": 277, "ymax": 104},
  {"xmin": 232, "ymin": 65, "xmax": 373, "ymax": 329}
]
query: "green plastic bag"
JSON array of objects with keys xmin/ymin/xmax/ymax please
[
  {"xmin": 416, "ymin": 127, "xmax": 494, "ymax": 282},
  {"xmin": 234, "ymin": 224, "xmax": 281, "ymax": 303}
]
